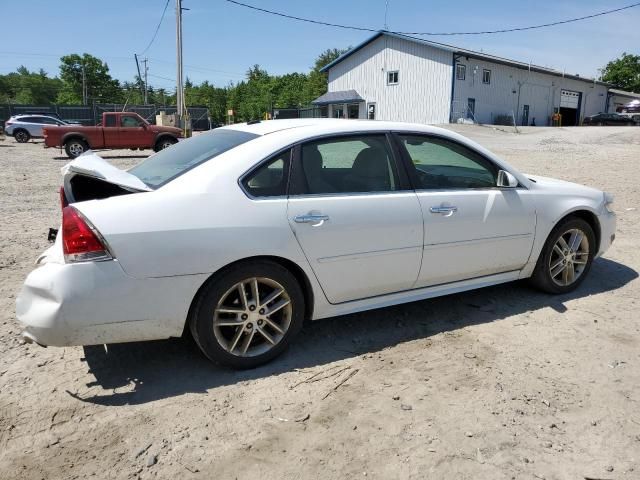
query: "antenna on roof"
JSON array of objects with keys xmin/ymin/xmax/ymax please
[{"xmin": 383, "ymin": 0, "xmax": 390, "ymax": 30}]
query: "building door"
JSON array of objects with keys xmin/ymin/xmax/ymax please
[
  {"xmin": 347, "ymin": 103, "xmax": 359, "ymax": 119},
  {"xmin": 367, "ymin": 103, "xmax": 376, "ymax": 120},
  {"xmin": 467, "ymin": 98, "xmax": 476, "ymax": 119},
  {"xmin": 522, "ymin": 105, "xmax": 529, "ymax": 126},
  {"xmin": 559, "ymin": 90, "xmax": 581, "ymax": 126}
]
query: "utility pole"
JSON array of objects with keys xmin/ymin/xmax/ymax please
[
  {"xmin": 142, "ymin": 57, "xmax": 149, "ymax": 104},
  {"xmin": 176, "ymin": 0, "xmax": 184, "ymax": 122},
  {"xmin": 81, "ymin": 65, "xmax": 87, "ymax": 105},
  {"xmin": 134, "ymin": 54, "xmax": 145, "ymax": 101}
]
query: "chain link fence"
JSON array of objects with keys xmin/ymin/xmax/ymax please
[{"xmin": 1, "ymin": 104, "xmax": 211, "ymax": 130}]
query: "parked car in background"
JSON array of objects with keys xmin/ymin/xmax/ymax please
[
  {"xmin": 43, "ymin": 112, "xmax": 183, "ymax": 158},
  {"xmin": 5, "ymin": 115, "xmax": 71, "ymax": 143},
  {"xmin": 16, "ymin": 119, "xmax": 616, "ymax": 368},
  {"xmin": 616, "ymin": 100, "xmax": 640, "ymax": 124},
  {"xmin": 583, "ymin": 113, "xmax": 636, "ymax": 126}
]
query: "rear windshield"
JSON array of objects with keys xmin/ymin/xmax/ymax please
[{"xmin": 128, "ymin": 129, "xmax": 259, "ymax": 188}]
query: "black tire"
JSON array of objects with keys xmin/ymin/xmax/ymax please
[
  {"xmin": 189, "ymin": 260, "xmax": 305, "ymax": 368},
  {"xmin": 14, "ymin": 129, "xmax": 30, "ymax": 143},
  {"xmin": 530, "ymin": 217, "xmax": 596, "ymax": 294},
  {"xmin": 64, "ymin": 138, "xmax": 89, "ymax": 158},
  {"xmin": 154, "ymin": 136, "xmax": 177, "ymax": 152}
]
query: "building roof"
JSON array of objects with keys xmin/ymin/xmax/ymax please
[
  {"xmin": 320, "ymin": 31, "xmax": 610, "ymax": 87},
  {"xmin": 311, "ymin": 89, "xmax": 364, "ymax": 105},
  {"xmin": 609, "ymin": 88, "xmax": 640, "ymax": 99}
]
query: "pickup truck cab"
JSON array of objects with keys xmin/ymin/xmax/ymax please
[{"xmin": 43, "ymin": 112, "xmax": 183, "ymax": 158}]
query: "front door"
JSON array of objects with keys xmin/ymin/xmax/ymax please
[
  {"xmin": 522, "ymin": 105, "xmax": 530, "ymax": 126},
  {"xmin": 467, "ymin": 98, "xmax": 476, "ymax": 120},
  {"xmin": 395, "ymin": 134, "xmax": 535, "ymax": 287},
  {"xmin": 118, "ymin": 114, "xmax": 151, "ymax": 148},
  {"xmin": 287, "ymin": 134, "xmax": 423, "ymax": 304}
]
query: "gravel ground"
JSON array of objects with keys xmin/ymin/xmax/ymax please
[{"xmin": 0, "ymin": 126, "xmax": 639, "ymax": 480}]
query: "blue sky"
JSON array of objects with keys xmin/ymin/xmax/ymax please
[{"xmin": 0, "ymin": 0, "xmax": 638, "ymax": 91}]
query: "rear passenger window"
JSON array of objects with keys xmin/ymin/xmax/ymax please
[
  {"xmin": 242, "ymin": 151, "xmax": 290, "ymax": 198},
  {"xmin": 104, "ymin": 115, "xmax": 117, "ymax": 127},
  {"xmin": 297, "ymin": 135, "xmax": 398, "ymax": 195}
]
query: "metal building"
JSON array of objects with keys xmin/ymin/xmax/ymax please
[{"xmin": 314, "ymin": 31, "xmax": 610, "ymax": 126}]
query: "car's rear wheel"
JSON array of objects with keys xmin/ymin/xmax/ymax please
[
  {"xmin": 64, "ymin": 139, "xmax": 88, "ymax": 158},
  {"xmin": 190, "ymin": 260, "xmax": 305, "ymax": 368},
  {"xmin": 154, "ymin": 136, "xmax": 177, "ymax": 152},
  {"xmin": 530, "ymin": 217, "xmax": 596, "ymax": 294},
  {"xmin": 14, "ymin": 129, "xmax": 30, "ymax": 143}
]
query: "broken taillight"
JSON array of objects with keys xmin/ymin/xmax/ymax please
[{"xmin": 61, "ymin": 206, "xmax": 112, "ymax": 263}]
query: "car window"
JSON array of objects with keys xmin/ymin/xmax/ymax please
[
  {"xmin": 39, "ymin": 117, "xmax": 58, "ymax": 125},
  {"xmin": 121, "ymin": 115, "xmax": 142, "ymax": 127},
  {"xmin": 297, "ymin": 135, "xmax": 398, "ymax": 195},
  {"xmin": 104, "ymin": 115, "xmax": 117, "ymax": 127},
  {"xmin": 19, "ymin": 117, "xmax": 36, "ymax": 123},
  {"xmin": 242, "ymin": 151, "xmax": 290, "ymax": 198},
  {"xmin": 128, "ymin": 128, "xmax": 259, "ymax": 188},
  {"xmin": 399, "ymin": 135, "xmax": 497, "ymax": 189}
]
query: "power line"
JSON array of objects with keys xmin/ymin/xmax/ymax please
[
  {"xmin": 138, "ymin": 0, "xmax": 171, "ymax": 55},
  {"xmin": 222, "ymin": 0, "xmax": 640, "ymax": 36}
]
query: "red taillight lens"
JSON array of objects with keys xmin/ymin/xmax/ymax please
[
  {"xmin": 59, "ymin": 186, "xmax": 69, "ymax": 210},
  {"xmin": 62, "ymin": 206, "xmax": 111, "ymax": 262}
]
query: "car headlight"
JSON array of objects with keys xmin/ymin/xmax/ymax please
[{"xmin": 604, "ymin": 192, "xmax": 615, "ymax": 214}]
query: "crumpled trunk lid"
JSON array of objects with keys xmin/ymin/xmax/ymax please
[{"xmin": 62, "ymin": 152, "xmax": 152, "ymax": 203}]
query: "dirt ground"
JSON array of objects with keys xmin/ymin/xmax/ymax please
[{"xmin": 0, "ymin": 125, "xmax": 639, "ymax": 480}]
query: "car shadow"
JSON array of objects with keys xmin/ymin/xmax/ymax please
[{"xmin": 72, "ymin": 257, "xmax": 637, "ymax": 406}]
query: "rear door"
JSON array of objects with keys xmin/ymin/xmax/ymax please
[
  {"xmin": 394, "ymin": 133, "xmax": 536, "ymax": 287},
  {"xmin": 287, "ymin": 133, "xmax": 423, "ymax": 304}
]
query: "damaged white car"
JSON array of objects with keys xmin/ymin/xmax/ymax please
[{"xmin": 16, "ymin": 119, "xmax": 616, "ymax": 368}]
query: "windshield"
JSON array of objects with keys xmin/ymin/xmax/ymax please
[{"xmin": 128, "ymin": 129, "xmax": 259, "ymax": 188}]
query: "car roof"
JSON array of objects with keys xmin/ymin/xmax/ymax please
[
  {"xmin": 11, "ymin": 114, "xmax": 58, "ymax": 119},
  {"xmin": 220, "ymin": 118, "xmax": 453, "ymax": 137}
]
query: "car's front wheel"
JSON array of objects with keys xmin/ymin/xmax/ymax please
[
  {"xmin": 190, "ymin": 260, "xmax": 305, "ymax": 368},
  {"xmin": 530, "ymin": 217, "xmax": 596, "ymax": 294},
  {"xmin": 154, "ymin": 136, "xmax": 177, "ymax": 152}
]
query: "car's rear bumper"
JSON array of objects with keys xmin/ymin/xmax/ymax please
[{"xmin": 16, "ymin": 258, "xmax": 208, "ymax": 347}]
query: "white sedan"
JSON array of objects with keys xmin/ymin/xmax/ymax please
[{"xmin": 16, "ymin": 119, "xmax": 616, "ymax": 368}]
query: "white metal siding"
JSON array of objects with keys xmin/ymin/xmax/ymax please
[
  {"xmin": 328, "ymin": 36, "xmax": 452, "ymax": 124},
  {"xmin": 452, "ymin": 58, "xmax": 609, "ymax": 125}
]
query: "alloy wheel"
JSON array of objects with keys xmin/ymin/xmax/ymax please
[
  {"xmin": 213, "ymin": 277, "xmax": 292, "ymax": 357},
  {"xmin": 15, "ymin": 131, "xmax": 28, "ymax": 142},
  {"xmin": 549, "ymin": 228, "xmax": 590, "ymax": 286}
]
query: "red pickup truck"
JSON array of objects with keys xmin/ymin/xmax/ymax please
[{"xmin": 43, "ymin": 112, "xmax": 183, "ymax": 158}]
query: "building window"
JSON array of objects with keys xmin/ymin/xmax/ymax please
[
  {"xmin": 367, "ymin": 103, "xmax": 376, "ymax": 120},
  {"xmin": 387, "ymin": 71, "xmax": 399, "ymax": 85},
  {"xmin": 456, "ymin": 64, "xmax": 466, "ymax": 81},
  {"xmin": 482, "ymin": 69, "xmax": 491, "ymax": 84}
]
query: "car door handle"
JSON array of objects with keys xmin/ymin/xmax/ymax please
[
  {"xmin": 430, "ymin": 206, "xmax": 458, "ymax": 217},
  {"xmin": 294, "ymin": 214, "xmax": 330, "ymax": 226}
]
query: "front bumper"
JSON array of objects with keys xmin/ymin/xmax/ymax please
[
  {"xmin": 16, "ymin": 258, "xmax": 208, "ymax": 347},
  {"xmin": 596, "ymin": 211, "xmax": 616, "ymax": 258}
]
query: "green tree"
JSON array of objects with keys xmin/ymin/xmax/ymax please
[
  {"xmin": 0, "ymin": 66, "xmax": 62, "ymax": 104},
  {"xmin": 57, "ymin": 53, "xmax": 123, "ymax": 104},
  {"xmin": 304, "ymin": 47, "xmax": 348, "ymax": 102},
  {"xmin": 601, "ymin": 53, "xmax": 640, "ymax": 93}
]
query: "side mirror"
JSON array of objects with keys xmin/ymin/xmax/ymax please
[{"xmin": 497, "ymin": 170, "xmax": 518, "ymax": 188}]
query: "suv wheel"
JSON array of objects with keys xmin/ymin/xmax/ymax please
[
  {"xmin": 14, "ymin": 129, "xmax": 30, "ymax": 143},
  {"xmin": 154, "ymin": 137, "xmax": 177, "ymax": 152}
]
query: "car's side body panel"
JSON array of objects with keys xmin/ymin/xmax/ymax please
[{"xmin": 15, "ymin": 119, "xmax": 617, "ymax": 349}]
